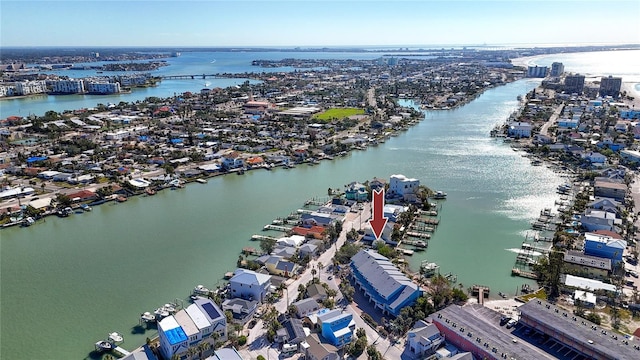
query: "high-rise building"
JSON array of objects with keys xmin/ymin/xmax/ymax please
[
  {"xmin": 599, "ymin": 75, "xmax": 622, "ymax": 97},
  {"xmin": 564, "ymin": 74, "xmax": 585, "ymax": 94},
  {"xmin": 550, "ymin": 62, "xmax": 564, "ymax": 77},
  {"xmin": 527, "ymin": 66, "xmax": 548, "ymax": 78}
]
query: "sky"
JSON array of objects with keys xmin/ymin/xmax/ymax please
[{"xmin": 1, "ymin": 0, "xmax": 639, "ymax": 48}]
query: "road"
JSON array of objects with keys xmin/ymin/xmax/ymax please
[{"xmin": 239, "ymin": 201, "xmax": 407, "ymax": 359}]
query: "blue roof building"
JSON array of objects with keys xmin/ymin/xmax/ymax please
[
  {"xmin": 317, "ymin": 309, "xmax": 355, "ymax": 348},
  {"xmin": 350, "ymin": 249, "xmax": 422, "ymax": 317},
  {"xmin": 584, "ymin": 232, "xmax": 626, "ymax": 265}
]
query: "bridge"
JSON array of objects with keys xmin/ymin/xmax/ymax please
[{"xmin": 159, "ymin": 74, "xmax": 228, "ymax": 80}]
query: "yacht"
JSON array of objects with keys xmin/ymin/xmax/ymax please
[
  {"xmin": 95, "ymin": 340, "xmax": 114, "ymax": 352},
  {"xmin": 433, "ymin": 191, "xmax": 447, "ymax": 199},
  {"xmin": 108, "ymin": 332, "xmax": 124, "ymax": 344}
]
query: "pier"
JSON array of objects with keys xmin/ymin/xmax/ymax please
[
  {"xmin": 263, "ymin": 224, "xmax": 292, "ymax": 232},
  {"xmin": 406, "ymin": 231, "xmax": 431, "ymax": 239},
  {"xmin": 511, "ymin": 268, "xmax": 539, "ymax": 280},
  {"xmin": 471, "ymin": 285, "xmax": 490, "ymax": 305},
  {"xmin": 251, "ymin": 234, "xmax": 279, "ymax": 241},
  {"xmin": 114, "ymin": 346, "xmax": 131, "ymax": 357}
]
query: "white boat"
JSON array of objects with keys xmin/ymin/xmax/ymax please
[
  {"xmin": 95, "ymin": 340, "xmax": 114, "ymax": 352},
  {"xmin": 140, "ymin": 311, "xmax": 156, "ymax": 323},
  {"xmin": 193, "ymin": 284, "xmax": 210, "ymax": 296},
  {"xmin": 433, "ymin": 191, "xmax": 447, "ymax": 199},
  {"xmin": 154, "ymin": 307, "xmax": 170, "ymax": 319},
  {"xmin": 108, "ymin": 332, "xmax": 123, "ymax": 343},
  {"xmin": 196, "ymin": 178, "xmax": 207, "ymax": 184}
]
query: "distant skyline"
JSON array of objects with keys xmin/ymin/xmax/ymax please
[{"xmin": 1, "ymin": 0, "xmax": 639, "ymax": 48}]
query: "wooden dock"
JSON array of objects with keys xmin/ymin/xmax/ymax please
[
  {"xmin": 114, "ymin": 346, "xmax": 131, "ymax": 357},
  {"xmin": 471, "ymin": 285, "xmax": 490, "ymax": 305},
  {"xmin": 406, "ymin": 231, "xmax": 431, "ymax": 239},
  {"xmin": 511, "ymin": 268, "xmax": 539, "ymax": 280},
  {"xmin": 263, "ymin": 224, "xmax": 292, "ymax": 232},
  {"xmin": 251, "ymin": 234, "xmax": 278, "ymax": 241}
]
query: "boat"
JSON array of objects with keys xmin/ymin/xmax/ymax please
[
  {"xmin": 140, "ymin": 311, "xmax": 156, "ymax": 323},
  {"xmin": 193, "ymin": 284, "xmax": 211, "ymax": 296},
  {"xmin": 95, "ymin": 340, "xmax": 114, "ymax": 352},
  {"xmin": 116, "ymin": 195, "xmax": 128, "ymax": 202},
  {"xmin": 145, "ymin": 188, "xmax": 156, "ymax": 196},
  {"xmin": 81, "ymin": 204, "xmax": 92, "ymax": 211},
  {"xmin": 154, "ymin": 306, "xmax": 170, "ymax": 319},
  {"xmin": 498, "ymin": 292, "xmax": 507, "ymax": 299},
  {"xmin": 196, "ymin": 178, "xmax": 207, "ymax": 184},
  {"xmin": 21, "ymin": 217, "xmax": 35, "ymax": 227},
  {"xmin": 432, "ymin": 191, "xmax": 447, "ymax": 199},
  {"xmin": 108, "ymin": 332, "xmax": 124, "ymax": 343}
]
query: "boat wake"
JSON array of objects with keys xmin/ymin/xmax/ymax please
[{"xmin": 505, "ymin": 248, "xmax": 542, "ymax": 257}]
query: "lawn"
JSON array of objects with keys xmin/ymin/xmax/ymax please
[{"xmin": 313, "ymin": 108, "xmax": 365, "ymax": 122}]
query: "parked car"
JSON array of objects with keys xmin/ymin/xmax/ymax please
[
  {"xmin": 500, "ymin": 315, "xmax": 510, "ymax": 326},
  {"xmin": 506, "ymin": 319, "xmax": 518, "ymax": 329}
]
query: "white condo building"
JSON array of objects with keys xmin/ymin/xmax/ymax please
[
  {"xmin": 14, "ymin": 80, "xmax": 47, "ymax": 95},
  {"xmin": 86, "ymin": 81, "xmax": 121, "ymax": 94},
  {"xmin": 51, "ymin": 79, "xmax": 85, "ymax": 94}
]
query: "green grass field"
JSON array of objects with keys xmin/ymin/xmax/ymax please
[{"xmin": 313, "ymin": 108, "xmax": 365, "ymax": 122}]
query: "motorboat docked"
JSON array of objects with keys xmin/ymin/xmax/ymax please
[
  {"xmin": 21, "ymin": 217, "xmax": 35, "ymax": 227},
  {"xmin": 145, "ymin": 188, "xmax": 156, "ymax": 196},
  {"xmin": 432, "ymin": 191, "xmax": 447, "ymax": 199},
  {"xmin": 81, "ymin": 204, "xmax": 92, "ymax": 211},
  {"xmin": 140, "ymin": 311, "xmax": 156, "ymax": 323},
  {"xmin": 108, "ymin": 332, "xmax": 124, "ymax": 343},
  {"xmin": 196, "ymin": 178, "xmax": 207, "ymax": 184},
  {"xmin": 498, "ymin": 292, "xmax": 507, "ymax": 299},
  {"xmin": 95, "ymin": 340, "xmax": 114, "ymax": 352},
  {"xmin": 192, "ymin": 284, "xmax": 211, "ymax": 297}
]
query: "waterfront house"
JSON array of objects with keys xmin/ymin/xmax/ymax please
[
  {"xmin": 299, "ymin": 243, "xmax": 319, "ymax": 258},
  {"xmin": 580, "ymin": 209, "xmax": 617, "ymax": 232},
  {"xmin": 221, "ymin": 152, "xmax": 244, "ymax": 170},
  {"xmin": 389, "ymin": 174, "xmax": 420, "ymax": 197},
  {"xmin": 316, "ymin": 308, "xmax": 355, "ymax": 348},
  {"xmin": 265, "ymin": 256, "xmax": 297, "ymax": 277},
  {"xmin": 300, "ymin": 212, "xmax": 334, "ymax": 227},
  {"xmin": 350, "ymin": 249, "xmax": 422, "ymax": 317},
  {"xmin": 582, "ymin": 152, "xmax": 607, "ymax": 166},
  {"xmin": 229, "ymin": 268, "xmax": 272, "ymax": 303},
  {"xmin": 158, "ymin": 298, "xmax": 228, "ymax": 359},
  {"xmin": 507, "ymin": 121, "xmax": 532, "ymax": 138},
  {"xmin": 273, "ymin": 245, "xmax": 297, "ymax": 259},
  {"xmin": 406, "ymin": 320, "xmax": 445, "ymax": 357},
  {"xmin": 345, "ymin": 182, "xmax": 368, "ymax": 201},
  {"xmin": 583, "ymin": 232, "xmax": 626, "ymax": 265},
  {"xmin": 302, "ymin": 333, "xmax": 339, "ymax": 360},
  {"xmin": 221, "ymin": 298, "xmax": 258, "ymax": 325},
  {"xmin": 563, "ymin": 250, "xmax": 612, "ymax": 280},
  {"xmin": 593, "ymin": 179, "xmax": 627, "ymax": 201},
  {"xmin": 587, "ymin": 198, "xmax": 620, "ymax": 215}
]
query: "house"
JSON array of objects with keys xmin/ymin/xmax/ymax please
[
  {"xmin": 292, "ymin": 298, "xmax": 322, "ymax": 318},
  {"xmin": 292, "ymin": 226, "xmax": 326, "ymax": 240},
  {"xmin": 580, "ymin": 209, "xmax": 618, "ymax": 232},
  {"xmin": 584, "ymin": 232, "xmax": 626, "ymax": 265},
  {"xmin": 507, "ymin": 121, "xmax": 532, "ymax": 138},
  {"xmin": 593, "ymin": 179, "xmax": 627, "ymax": 201},
  {"xmin": 316, "ymin": 308, "xmax": 355, "ymax": 347},
  {"xmin": 300, "ymin": 212, "xmax": 334, "ymax": 227},
  {"xmin": 221, "ymin": 298, "xmax": 258, "ymax": 325},
  {"xmin": 67, "ymin": 189, "xmax": 98, "ymax": 202},
  {"xmin": 275, "ymin": 317, "xmax": 307, "ymax": 345},
  {"xmin": 306, "ymin": 283, "xmax": 328, "ymax": 302},
  {"xmin": 389, "ymin": 174, "xmax": 419, "ymax": 197},
  {"xmin": 563, "ymin": 250, "xmax": 612, "ymax": 280},
  {"xmin": 158, "ymin": 298, "xmax": 227, "ymax": 360},
  {"xmin": 229, "ymin": 269, "xmax": 272, "ymax": 303},
  {"xmin": 221, "ymin": 152, "xmax": 244, "ymax": 170},
  {"xmin": 574, "ymin": 290, "xmax": 597, "ymax": 308},
  {"xmin": 345, "ymin": 182, "xmax": 368, "ymax": 201},
  {"xmin": 587, "ymin": 198, "xmax": 620, "ymax": 215},
  {"xmin": 265, "ymin": 256, "xmax": 297, "ymax": 277},
  {"xmin": 620, "ymin": 149, "xmax": 640, "ymax": 164},
  {"xmin": 582, "ymin": 152, "xmax": 607, "ymax": 165},
  {"xmin": 299, "ymin": 243, "xmax": 319, "ymax": 258},
  {"xmin": 407, "ymin": 320, "xmax": 445, "ymax": 356},
  {"xmin": 350, "ymin": 249, "xmax": 422, "ymax": 316},
  {"xmin": 302, "ymin": 333, "xmax": 339, "ymax": 360}
]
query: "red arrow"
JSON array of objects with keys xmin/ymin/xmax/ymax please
[{"xmin": 369, "ymin": 189, "xmax": 388, "ymax": 240}]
